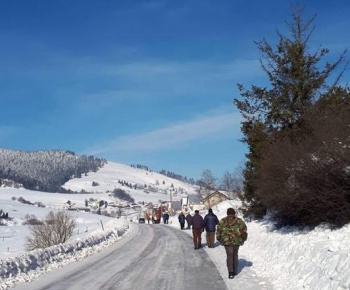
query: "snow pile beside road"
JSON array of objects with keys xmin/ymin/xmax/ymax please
[
  {"xmin": 0, "ymin": 219, "xmax": 130, "ymax": 289},
  {"xmin": 241, "ymin": 220, "xmax": 350, "ymax": 290},
  {"xmin": 211, "ymin": 200, "xmax": 350, "ymax": 290}
]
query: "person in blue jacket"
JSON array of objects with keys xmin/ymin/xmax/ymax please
[
  {"xmin": 204, "ymin": 208, "xmax": 219, "ymax": 248},
  {"xmin": 178, "ymin": 212, "xmax": 186, "ymax": 230}
]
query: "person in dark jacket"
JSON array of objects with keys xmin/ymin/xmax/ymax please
[
  {"xmin": 164, "ymin": 212, "xmax": 169, "ymax": 224},
  {"xmin": 204, "ymin": 208, "xmax": 219, "ymax": 248},
  {"xmin": 191, "ymin": 210, "xmax": 204, "ymax": 249},
  {"xmin": 185, "ymin": 213, "xmax": 192, "ymax": 229},
  {"xmin": 178, "ymin": 212, "xmax": 186, "ymax": 230}
]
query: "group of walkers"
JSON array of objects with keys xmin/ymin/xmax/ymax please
[
  {"xmin": 178, "ymin": 207, "xmax": 247, "ymax": 280},
  {"xmin": 179, "ymin": 209, "xmax": 219, "ymax": 249}
]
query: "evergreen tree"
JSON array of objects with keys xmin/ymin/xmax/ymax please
[{"xmin": 234, "ymin": 6, "xmax": 346, "ymax": 219}]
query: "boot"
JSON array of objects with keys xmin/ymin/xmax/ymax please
[{"xmin": 228, "ymin": 272, "xmax": 235, "ymax": 279}]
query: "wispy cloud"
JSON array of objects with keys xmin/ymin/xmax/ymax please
[
  {"xmin": 85, "ymin": 110, "xmax": 242, "ymax": 155},
  {"xmin": 71, "ymin": 58, "xmax": 262, "ymax": 109},
  {"xmin": 95, "ymin": 59, "xmax": 262, "ymax": 80}
]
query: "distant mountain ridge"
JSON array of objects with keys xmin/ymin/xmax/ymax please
[{"xmin": 0, "ymin": 148, "xmax": 106, "ymax": 192}]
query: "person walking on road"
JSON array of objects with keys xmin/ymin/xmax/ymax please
[
  {"xmin": 204, "ymin": 208, "xmax": 219, "ymax": 248},
  {"xmin": 216, "ymin": 208, "xmax": 247, "ymax": 279},
  {"xmin": 192, "ymin": 210, "xmax": 204, "ymax": 249},
  {"xmin": 145, "ymin": 212, "xmax": 151, "ymax": 224},
  {"xmin": 164, "ymin": 212, "xmax": 169, "ymax": 224},
  {"xmin": 185, "ymin": 212, "xmax": 192, "ymax": 229},
  {"xmin": 178, "ymin": 212, "xmax": 186, "ymax": 230}
]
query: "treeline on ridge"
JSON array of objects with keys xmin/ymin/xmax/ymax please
[
  {"xmin": 158, "ymin": 169, "xmax": 196, "ymax": 185},
  {"xmin": 130, "ymin": 164, "xmax": 196, "ymax": 185}
]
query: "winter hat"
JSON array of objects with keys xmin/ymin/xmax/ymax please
[
  {"xmin": 208, "ymin": 208, "xmax": 213, "ymax": 213},
  {"xmin": 227, "ymin": 208, "xmax": 235, "ymax": 215}
]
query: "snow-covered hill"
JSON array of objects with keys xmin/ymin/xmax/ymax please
[
  {"xmin": 0, "ymin": 148, "xmax": 106, "ymax": 192},
  {"xmin": 63, "ymin": 161, "xmax": 198, "ymax": 203}
]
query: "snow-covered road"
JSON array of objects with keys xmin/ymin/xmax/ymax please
[{"xmin": 13, "ymin": 223, "xmax": 227, "ymax": 290}]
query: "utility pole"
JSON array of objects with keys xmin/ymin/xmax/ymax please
[
  {"xmin": 169, "ymin": 188, "xmax": 173, "ymax": 214},
  {"xmin": 160, "ymin": 202, "xmax": 162, "ymax": 223}
]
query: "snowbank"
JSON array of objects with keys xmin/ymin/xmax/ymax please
[
  {"xmin": 211, "ymin": 200, "xmax": 350, "ymax": 290},
  {"xmin": 169, "ymin": 200, "xmax": 350, "ymax": 289},
  {"xmin": 241, "ymin": 220, "xmax": 350, "ymax": 290},
  {"xmin": 0, "ymin": 219, "xmax": 130, "ymax": 289}
]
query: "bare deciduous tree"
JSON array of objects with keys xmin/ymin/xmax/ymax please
[
  {"xmin": 220, "ymin": 168, "xmax": 243, "ymax": 198},
  {"xmin": 200, "ymin": 169, "xmax": 217, "ymax": 189},
  {"xmin": 26, "ymin": 211, "xmax": 76, "ymax": 251}
]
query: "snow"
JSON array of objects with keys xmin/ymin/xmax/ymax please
[
  {"xmin": 0, "ymin": 187, "xmax": 131, "ymax": 289},
  {"xmin": 168, "ymin": 200, "xmax": 350, "ymax": 290},
  {"xmin": 0, "ymin": 188, "xmax": 125, "ymax": 259},
  {"xmin": 1, "ymin": 163, "xmax": 350, "ymax": 290},
  {"xmin": 62, "ymin": 161, "xmax": 197, "ymax": 203},
  {"xmin": 0, "ymin": 219, "xmax": 129, "ymax": 289},
  {"xmin": 241, "ymin": 219, "xmax": 350, "ymax": 289}
]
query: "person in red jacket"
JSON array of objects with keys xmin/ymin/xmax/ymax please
[
  {"xmin": 192, "ymin": 210, "xmax": 204, "ymax": 249},
  {"xmin": 145, "ymin": 212, "xmax": 151, "ymax": 224}
]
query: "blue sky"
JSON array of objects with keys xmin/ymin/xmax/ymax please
[{"xmin": 0, "ymin": 0, "xmax": 349, "ymax": 180}]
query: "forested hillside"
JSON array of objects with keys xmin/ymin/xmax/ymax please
[{"xmin": 0, "ymin": 149, "xmax": 106, "ymax": 192}]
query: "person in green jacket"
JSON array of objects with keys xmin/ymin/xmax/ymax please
[{"xmin": 216, "ymin": 208, "xmax": 248, "ymax": 279}]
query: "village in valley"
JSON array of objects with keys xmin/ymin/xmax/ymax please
[{"xmin": 55, "ymin": 174, "xmax": 232, "ymax": 225}]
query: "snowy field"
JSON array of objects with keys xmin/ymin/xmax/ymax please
[
  {"xmin": 0, "ymin": 188, "xmax": 129, "ymax": 258},
  {"xmin": 63, "ymin": 161, "xmax": 197, "ymax": 203},
  {"xmin": 0, "ymin": 188, "xmax": 130, "ymax": 289}
]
